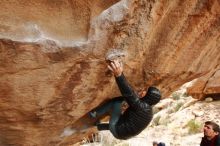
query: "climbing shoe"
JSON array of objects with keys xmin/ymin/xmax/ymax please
[
  {"xmin": 89, "ymin": 110, "xmax": 97, "ymax": 118},
  {"xmin": 97, "ymin": 123, "xmax": 109, "ymax": 131}
]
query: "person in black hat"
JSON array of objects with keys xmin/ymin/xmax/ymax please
[
  {"xmin": 157, "ymin": 142, "xmax": 166, "ymax": 146},
  {"xmin": 89, "ymin": 60, "xmax": 161, "ymax": 139}
]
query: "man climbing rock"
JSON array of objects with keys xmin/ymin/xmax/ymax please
[{"xmin": 89, "ymin": 60, "xmax": 161, "ymax": 139}]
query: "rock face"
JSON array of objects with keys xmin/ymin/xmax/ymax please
[
  {"xmin": 187, "ymin": 69, "xmax": 220, "ymax": 99},
  {"xmin": 0, "ymin": 0, "xmax": 220, "ymax": 145}
]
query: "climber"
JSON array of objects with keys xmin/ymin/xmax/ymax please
[
  {"xmin": 89, "ymin": 60, "xmax": 161, "ymax": 139},
  {"xmin": 200, "ymin": 121, "xmax": 220, "ymax": 146}
]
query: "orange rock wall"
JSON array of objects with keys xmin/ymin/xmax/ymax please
[{"xmin": 0, "ymin": 0, "xmax": 220, "ymax": 145}]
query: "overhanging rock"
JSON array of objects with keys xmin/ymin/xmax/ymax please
[{"xmin": 0, "ymin": 0, "xmax": 220, "ymax": 145}]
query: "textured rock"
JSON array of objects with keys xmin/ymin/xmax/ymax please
[
  {"xmin": 187, "ymin": 69, "xmax": 220, "ymax": 99},
  {"xmin": 205, "ymin": 70, "xmax": 220, "ymax": 94},
  {"xmin": 0, "ymin": 0, "xmax": 120, "ymax": 44},
  {"xmin": 0, "ymin": 0, "xmax": 220, "ymax": 145}
]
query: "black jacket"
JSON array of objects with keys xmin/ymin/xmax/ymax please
[
  {"xmin": 114, "ymin": 74, "xmax": 159, "ymax": 139},
  {"xmin": 200, "ymin": 135, "xmax": 220, "ymax": 146}
]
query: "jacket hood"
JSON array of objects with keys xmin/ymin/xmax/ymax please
[{"xmin": 143, "ymin": 86, "xmax": 161, "ymax": 106}]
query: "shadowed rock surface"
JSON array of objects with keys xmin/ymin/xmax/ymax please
[
  {"xmin": 187, "ymin": 69, "xmax": 220, "ymax": 99},
  {"xmin": 0, "ymin": 0, "xmax": 220, "ymax": 145}
]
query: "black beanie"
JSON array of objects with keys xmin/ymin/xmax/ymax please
[{"xmin": 143, "ymin": 86, "xmax": 161, "ymax": 105}]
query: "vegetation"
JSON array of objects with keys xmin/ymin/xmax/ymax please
[
  {"xmin": 174, "ymin": 102, "xmax": 184, "ymax": 112},
  {"xmin": 171, "ymin": 92, "xmax": 181, "ymax": 100},
  {"xmin": 186, "ymin": 119, "xmax": 202, "ymax": 134},
  {"xmin": 152, "ymin": 115, "xmax": 161, "ymax": 126},
  {"xmin": 182, "ymin": 92, "xmax": 188, "ymax": 97}
]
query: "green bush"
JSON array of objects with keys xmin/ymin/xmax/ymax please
[
  {"xmin": 171, "ymin": 92, "xmax": 181, "ymax": 100},
  {"xmin": 153, "ymin": 107, "xmax": 160, "ymax": 114},
  {"xmin": 167, "ymin": 107, "xmax": 175, "ymax": 114},
  {"xmin": 186, "ymin": 119, "xmax": 202, "ymax": 134},
  {"xmin": 182, "ymin": 92, "xmax": 188, "ymax": 97},
  {"xmin": 174, "ymin": 102, "xmax": 184, "ymax": 112},
  {"xmin": 152, "ymin": 115, "xmax": 161, "ymax": 126}
]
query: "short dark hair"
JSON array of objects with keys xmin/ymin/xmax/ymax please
[
  {"xmin": 205, "ymin": 121, "xmax": 220, "ymax": 133},
  {"xmin": 158, "ymin": 142, "xmax": 166, "ymax": 146}
]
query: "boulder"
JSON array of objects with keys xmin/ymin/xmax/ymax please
[
  {"xmin": 187, "ymin": 69, "xmax": 220, "ymax": 99},
  {"xmin": 0, "ymin": 0, "xmax": 220, "ymax": 145}
]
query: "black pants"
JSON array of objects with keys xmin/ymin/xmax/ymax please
[{"xmin": 94, "ymin": 96, "xmax": 124, "ymax": 137}]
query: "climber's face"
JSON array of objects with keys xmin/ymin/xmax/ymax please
[
  {"xmin": 138, "ymin": 89, "xmax": 146, "ymax": 98},
  {"xmin": 203, "ymin": 124, "xmax": 219, "ymax": 140}
]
